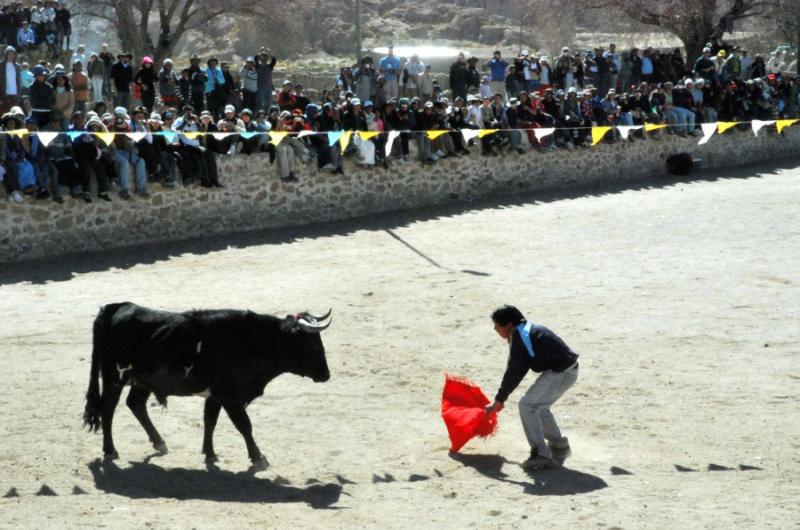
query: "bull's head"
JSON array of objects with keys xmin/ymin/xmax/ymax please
[{"xmin": 281, "ymin": 309, "xmax": 332, "ymax": 382}]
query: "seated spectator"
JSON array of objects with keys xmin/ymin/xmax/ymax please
[
  {"xmin": 71, "ymin": 114, "xmax": 112, "ymax": 202},
  {"xmin": 16, "ymin": 21, "xmax": 35, "ymax": 50},
  {"xmin": 25, "ymin": 117, "xmax": 62, "ymax": 202},
  {"xmin": 111, "ymin": 106, "xmax": 148, "ymax": 199}
]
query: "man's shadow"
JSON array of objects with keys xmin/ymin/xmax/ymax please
[
  {"xmin": 87, "ymin": 458, "xmax": 344, "ymax": 509},
  {"xmin": 449, "ymin": 453, "xmax": 607, "ymax": 496}
]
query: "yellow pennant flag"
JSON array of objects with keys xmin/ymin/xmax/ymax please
[
  {"xmin": 776, "ymin": 119, "xmax": 799, "ymax": 135},
  {"xmin": 426, "ymin": 130, "xmax": 449, "ymax": 141},
  {"xmin": 94, "ymin": 132, "xmax": 115, "ymax": 146},
  {"xmin": 644, "ymin": 123, "xmax": 668, "ymax": 132},
  {"xmin": 591, "ymin": 126, "xmax": 612, "ymax": 145},
  {"xmin": 477, "ymin": 129, "xmax": 498, "ymax": 138},
  {"xmin": 358, "ymin": 131, "xmax": 381, "ymax": 141},
  {"xmin": 340, "ymin": 131, "xmax": 353, "ymax": 154},
  {"xmin": 184, "ymin": 131, "xmax": 204, "ymax": 140},
  {"xmin": 269, "ymin": 131, "xmax": 288, "ymax": 145},
  {"xmin": 717, "ymin": 122, "xmax": 737, "ymax": 134},
  {"xmin": 8, "ymin": 129, "xmax": 29, "ymax": 138}
]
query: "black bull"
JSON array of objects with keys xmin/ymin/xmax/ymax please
[{"xmin": 84, "ymin": 302, "xmax": 331, "ymax": 469}]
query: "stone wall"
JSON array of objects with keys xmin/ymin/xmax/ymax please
[{"xmin": 2, "ymin": 127, "xmax": 799, "ymax": 264}]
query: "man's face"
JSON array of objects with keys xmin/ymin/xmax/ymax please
[{"xmin": 493, "ymin": 321, "xmax": 513, "ymax": 340}]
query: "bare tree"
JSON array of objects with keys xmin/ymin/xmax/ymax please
[
  {"xmin": 582, "ymin": 0, "xmax": 769, "ymax": 61},
  {"xmin": 72, "ymin": 0, "xmax": 257, "ymax": 61},
  {"xmin": 764, "ymin": 0, "xmax": 800, "ymax": 71}
]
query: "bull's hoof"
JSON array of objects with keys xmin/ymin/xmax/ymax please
[
  {"xmin": 249, "ymin": 455, "xmax": 269, "ymax": 472},
  {"xmin": 103, "ymin": 450, "xmax": 119, "ymax": 460},
  {"xmin": 204, "ymin": 453, "xmax": 218, "ymax": 464},
  {"xmin": 153, "ymin": 442, "xmax": 168, "ymax": 455}
]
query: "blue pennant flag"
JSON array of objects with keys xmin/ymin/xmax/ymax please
[
  {"xmin": 327, "ymin": 131, "xmax": 343, "ymax": 147},
  {"xmin": 66, "ymin": 131, "xmax": 84, "ymax": 141},
  {"xmin": 239, "ymin": 131, "xmax": 259, "ymax": 140},
  {"xmin": 158, "ymin": 131, "xmax": 178, "ymax": 143}
]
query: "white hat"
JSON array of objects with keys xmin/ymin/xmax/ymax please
[
  {"xmin": 521, "ymin": 50, "xmax": 529, "ymax": 56},
  {"xmin": 350, "ymin": 98, "xmax": 362, "ymax": 106},
  {"xmin": 540, "ymin": 56, "xmax": 549, "ymax": 62},
  {"xmin": 224, "ymin": 104, "xmax": 236, "ymax": 113},
  {"xmin": 113, "ymin": 106, "xmax": 127, "ymax": 116},
  {"xmin": 567, "ymin": 86, "xmax": 577, "ymax": 93},
  {"xmin": 424, "ymin": 101, "xmax": 434, "ymax": 108}
]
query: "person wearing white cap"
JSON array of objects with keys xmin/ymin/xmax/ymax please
[{"xmin": 554, "ymin": 47, "xmax": 578, "ymax": 90}]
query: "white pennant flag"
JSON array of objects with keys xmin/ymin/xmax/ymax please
[
  {"xmin": 751, "ymin": 120, "xmax": 775, "ymax": 137},
  {"xmin": 385, "ymin": 130, "xmax": 400, "ymax": 159},
  {"xmin": 211, "ymin": 132, "xmax": 232, "ymax": 141},
  {"xmin": 297, "ymin": 130, "xmax": 317, "ymax": 139},
  {"xmin": 534, "ymin": 128, "xmax": 556, "ymax": 141},
  {"xmin": 126, "ymin": 132, "xmax": 147, "ymax": 142},
  {"xmin": 461, "ymin": 129, "xmax": 481, "ymax": 143},
  {"xmin": 698, "ymin": 123, "xmax": 717, "ymax": 145},
  {"xmin": 36, "ymin": 132, "xmax": 59, "ymax": 147},
  {"xmin": 616, "ymin": 125, "xmax": 643, "ymax": 140}
]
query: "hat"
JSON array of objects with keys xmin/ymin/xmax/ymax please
[
  {"xmin": 521, "ymin": 50, "xmax": 529, "ymax": 56},
  {"xmin": 199, "ymin": 110, "xmax": 212, "ymax": 118},
  {"xmin": 282, "ymin": 80, "xmax": 292, "ymax": 86},
  {"xmin": 567, "ymin": 86, "xmax": 577, "ymax": 93},
  {"xmin": 363, "ymin": 100, "xmax": 373, "ymax": 107},
  {"xmin": 119, "ymin": 51, "xmax": 133, "ymax": 59},
  {"xmin": 224, "ymin": 104, "xmax": 236, "ymax": 114},
  {"xmin": 279, "ymin": 110, "xmax": 292, "ymax": 119},
  {"xmin": 190, "ymin": 53, "xmax": 200, "ymax": 60},
  {"xmin": 113, "ymin": 106, "xmax": 128, "ymax": 116},
  {"xmin": 241, "ymin": 108, "xmax": 254, "ymax": 117},
  {"xmin": 703, "ymin": 47, "xmax": 711, "ymax": 53},
  {"xmin": 424, "ymin": 101, "xmax": 434, "ymax": 108},
  {"xmin": 540, "ymin": 56, "xmax": 549, "ymax": 62},
  {"xmin": 508, "ymin": 98, "xmax": 519, "ymax": 106},
  {"xmin": 142, "ymin": 56, "xmax": 154, "ymax": 64},
  {"xmin": 717, "ymin": 50, "xmax": 726, "ymax": 57},
  {"xmin": 245, "ymin": 56, "xmax": 255, "ymax": 63},
  {"xmin": 350, "ymin": 98, "xmax": 362, "ymax": 106},
  {"xmin": 9, "ymin": 105, "xmax": 24, "ymax": 117},
  {"xmin": 33, "ymin": 65, "xmax": 46, "ymax": 76},
  {"xmin": 148, "ymin": 112, "xmax": 162, "ymax": 122}
]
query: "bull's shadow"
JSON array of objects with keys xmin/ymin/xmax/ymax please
[
  {"xmin": 88, "ymin": 459, "xmax": 343, "ymax": 508},
  {"xmin": 449, "ymin": 453, "xmax": 607, "ymax": 496}
]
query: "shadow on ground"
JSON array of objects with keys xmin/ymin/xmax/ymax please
[
  {"xmin": 2, "ymin": 158, "xmax": 796, "ymax": 286},
  {"xmin": 449, "ymin": 453, "xmax": 608, "ymax": 496},
  {"xmin": 87, "ymin": 458, "xmax": 344, "ymax": 508}
]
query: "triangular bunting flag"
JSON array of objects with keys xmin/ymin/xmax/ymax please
[
  {"xmin": 477, "ymin": 129, "xmax": 498, "ymax": 138},
  {"xmin": 385, "ymin": 130, "xmax": 400, "ymax": 159},
  {"xmin": 240, "ymin": 131, "xmax": 259, "ymax": 140},
  {"xmin": 183, "ymin": 131, "xmax": 204, "ymax": 140},
  {"xmin": 159, "ymin": 131, "xmax": 178, "ymax": 143},
  {"xmin": 328, "ymin": 131, "xmax": 344, "ymax": 147},
  {"xmin": 340, "ymin": 131, "xmax": 353, "ymax": 154},
  {"xmin": 461, "ymin": 129, "xmax": 481, "ymax": 143},
  {"xmin": 717, "ymin": 122, "xmax": 737, "ymax": 134},
  {"xmin": 36, "ymin": 132, "xmax": 59, "ymax": 147},
  {"xmin": 776, "ymin": 119, "xmax": 799, "ymax": 135},
  {"xmin": 94, "ymin": 132, "xmax": 115, "ymax": 146},
  {"xmin": 591, "ymin": 126, "xmax": 612, "ymax": 145},
  {"xmin": 358, "ymin": 131, "xmax": 381, "ymax": 141},
  {"xmin": 426, "ymin": 130, "xmax": 449, "ymax": 141},
  {"xmin": 126, "ymin": 132, "xmax": 147, "ymax": 142},
  {"xmin": 66, "ymin": 131, "xmax": 84, "ymax": 141},
  {"xmin": 297, "ymin": 130, "xmax": 316, "ymax": 139},
  {"xmin": 269, "ymin": 131, "xmax": 288, "ymax": 146},
  {"xmin": 644, "ymin": 123, "xmax": 668, "ymax": 132},
  {"xmin": 533, "ymin": 128, "xmax": 555, "ymax": 141},
  {"xmin": 8, "ymin": 129, "xmax": 28, "ymax": 138},
  {"xmin": 751, "ymin": 120, "xmax": 775, "ymax": 137},
  {"xmin": 616, "ymin": 125, "xmax": 643, "ymax": 140},
  {"xmin": 698, "ymin": 122, "xmax": 717, "ymax": 145},
  {"xmin": 211, "ymin": 132, "xmax": 232, "ymax": 141}
]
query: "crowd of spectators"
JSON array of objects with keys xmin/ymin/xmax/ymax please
[{"xmin": 0, "ymin": 27, "xmax": 798, "ymax": 206}]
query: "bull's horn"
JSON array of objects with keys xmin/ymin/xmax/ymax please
[
  {"xmin": 297, "ymin": 317, "xmax": 332, "ymax": 334},
  {"xmin": 307, "ymin": 308, "xmax": 332, "ymax": 322}
]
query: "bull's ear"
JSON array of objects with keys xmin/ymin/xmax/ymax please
[{"xmin": 280, "ymin": 315, "xmax": 299, "ymax": 334}]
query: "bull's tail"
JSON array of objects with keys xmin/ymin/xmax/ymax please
[{"xmin": 84, "ymin": 304, "xmax": 123, "ymax": 432}]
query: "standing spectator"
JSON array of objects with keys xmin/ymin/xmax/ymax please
[
  {"xmin": 402, "ymin": 54, "xmax": 425, "ymax": 98},
  {"xmin": 50, "ymin": 67, "xmax": 73, "ymax": 130},
  {"xmin": 220, "ymin": 61, "xmax": 236, "ymax": 109},
  {"xmin": 177, "ymin": 67, "xmax": 191, "ymax": 106},
  {"xmin": 29, "ymin": 64, "xmax": 52, "ymax": 128},
  {"xmin": 767, "ymin": 51, "xmax": 785, "ymax": 75},
  {"xmin": 750, "ymin": 55, "xmax": 767, "ymax": 80},
  {"xmin": 239, "ymin": 57, "xmax": 258, "ymax": 111},
  {"xmin": 16, "ymin": 20, "xmax": 35, "ymax": 50},
  {"xmin": 157, "ymin": 58, "xmax": 178, "ymax": 107},
  {"xmin": 87, "ymin": 52, "xmax": 105, "ymax": 104},
  {"xmin": 466, "ymin": 57, "xmax": 481, "ymax": 94},
  {"xmin": 628, "ymin": 48, "xmax": 643, "ymax": 88},
  {"xmin": 671, "ymin": 48, "xmax": 686, "ymax": 82},
  {"xmin": 379, "ymin": 45, "xmax": 401, "ymax": 100},
  {"xmin": 70, "ymin": 43, "xmax": 86, "ymax": 72},
  {"xmin": 70, "ymin": 61, "xmax": 88, "ymax": 113},
  {"xmin": 204, "ymin": 57, "xmax": 225, "ymax": 118},
  {"xmin": 641, "ymin": 48, "xmax": 655, "ymax": 83},
  {"xmin": 449, "ymin": 52, "xmax": 468, "ymax": 101},
  {"xmin": 188, "ymin": 53, "xmax": 206, "ymax": 112},
  {"xmin": 254, "ymin": 47, "xmax": 276, "ymax": 111},
  {"xmin": 30, "ymin": 1, "xmax": 43, "ymax": 42},
  {"xmin": 55, "ymin": 0, "xmax": 70, "ymax": 51},
  {"xmin": 554, "ymin": 47, "xmax": 578, "ymax": 90},
  {"xmin": 418, "ymin": 64, "xmax": 434, "ymax": 101},
  {"xmin": 98, "ymin": 43, "xmax": 114, "ymax": 99},
  {"xmin": 134, "ymin": 56, "xmax": 156, "ymax": 112},
  {"xmin": 0, "ymin": 46, "xmax": 21, "ymax": 114},
  {"xmin": 694, "ymin": 48, "xmax": 716, "ymax": 83},
  {"xmin": 277, "ymin": 80, "xmax": 296, "ymax": 111},
  {"xmin": 109, "ymin": 51, "xmax": 133, "ymax": 110},
  {"xmin": 353, "ymin": 56, "xmax": 377, "ymax": 104},
  {"xmin": 484, "ymin": 50, "xmax": 508, "ymax": 102},
  {"xmin": 604, "ymin": 43, "xmax": 621, "ymax": 92},
  {"xmin": 739, "ymin": 48, "xmax": 753, "ymax": 80}
]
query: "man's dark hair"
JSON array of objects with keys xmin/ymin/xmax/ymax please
[{"xmin": 491, "ymin": 305, "xmax": 526, "ymax": 326}]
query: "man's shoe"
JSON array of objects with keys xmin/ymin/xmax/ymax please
[
  {"xmin": 83, "ymin": 193, "xmax": 93, "ymax": 203},
  {"xmin": 119, "ymin": 190, "xmax": 131, "ymax": 200},
  {"xmin": 548, "ymin": 437, "xmax": 570, "ymax": 450},
  {"xmin": 8, "ymin": 190, "xmax": 24, "ymax": 203},
  {"xmin": 99, "ymin": 192, "xmax": 112, "ymax": 202},
  {"xmin": 53, "ymin": 195, "xmax": 64, "ymax": 204},
  {"xmin": 35, "ymin": 189, "xmax": 50, "ymax": 200},
  {"xmin": 521, "ymin": 455, "xmax": 559, "ymax": 471}
]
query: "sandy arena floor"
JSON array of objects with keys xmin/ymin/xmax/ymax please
[{"xmin": 1, "ymin": 161, "xmax": 798, "ymax": 529}]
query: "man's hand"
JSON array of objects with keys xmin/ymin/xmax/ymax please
[{"xmin": 485, "ymin": 400, "xmax": 504, "ymax": 415}]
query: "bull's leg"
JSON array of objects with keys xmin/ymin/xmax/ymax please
[
  {"xmin": 126, "ymin": 386, "xmax": 167, "ymax": 454},
  {"xmin": 101, "ymin": 384, "xmax": 123, "ymax": 459},
  {"xmin": 221, "ymin": 402, "xmax": 268, "ymax": 469},
  {"xmin": 202, "ymin": 398, "xmax": 222, "ymax": 463}
]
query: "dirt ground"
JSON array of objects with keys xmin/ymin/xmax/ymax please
[{"xmin": 1, "ymin": 160, "xmax": 798, "ymax": 529}]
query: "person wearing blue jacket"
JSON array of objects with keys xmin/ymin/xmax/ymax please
[
  {"xmin": 486, "ymin": 305, "xmax": 580, "ymax": 471},
  {"xmin": 484, "ymin": 51, "xmax": 509, "ymax": 102}
]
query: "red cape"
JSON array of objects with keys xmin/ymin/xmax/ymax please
[{"xmin": 441, "ymin": 375, "xmax": 499, "ymax": 452}]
